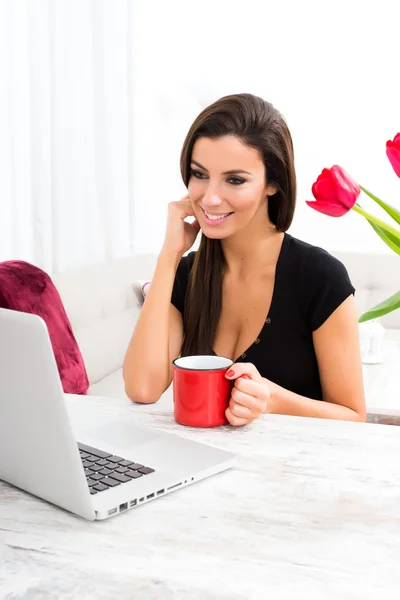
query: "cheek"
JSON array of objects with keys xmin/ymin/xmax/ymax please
[
  {"xmin": 228, "ymin": 186, "xmax": 264, "ymax": 211},
  {"xmin": 187, "ymin": 179, "xmax": 204, "ymax": 201}
]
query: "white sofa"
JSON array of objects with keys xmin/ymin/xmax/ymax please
[
  {"xmin": 332, "ymin": 250, "xmax": 400, "ymax": 340},
  {"xmin": 52, "ymin": 250, "xmax": 400, "ymax": 400},
  {"xmin": 53, "ymin": 254, "xmax": 158, "ymax": 399}
]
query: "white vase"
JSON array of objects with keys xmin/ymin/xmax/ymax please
[{"xmin": 359, "ymin": 318, "xmax": 385, "ymax": 364}]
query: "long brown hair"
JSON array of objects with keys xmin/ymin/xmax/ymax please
[{"xmin": 179, "ymin": 93, "xmax": 296, "ymax": 357}]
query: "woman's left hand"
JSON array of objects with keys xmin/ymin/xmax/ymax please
[{"xmin": 225, "ymin": 363, "xmax": 270, "ymax": 426}]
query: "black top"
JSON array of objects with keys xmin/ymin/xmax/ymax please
[{"xmin": 171, "ymin": 233, "xmax": 355, "ymax": 401}]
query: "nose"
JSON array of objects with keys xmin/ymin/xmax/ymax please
[{"xmin": 202, "ymin": 183, "xmax": 223, "ymax": 209}]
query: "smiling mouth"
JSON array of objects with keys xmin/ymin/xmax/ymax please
[{"xmin": 200, "ymin": 207, "xmax": 234, "ymax": 223}]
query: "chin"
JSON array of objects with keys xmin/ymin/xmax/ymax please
[
  {"xmin": 201, "ymin": 226, "xmax": 234, "ymax": 240},
  {"xmin": 202, "ymin": 230, "xmax": 229, "ymax": 240}
]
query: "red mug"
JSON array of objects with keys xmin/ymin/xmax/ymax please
[{"xmin": 172, "ymin": 355, "xmax": 234, "ymax": 427}]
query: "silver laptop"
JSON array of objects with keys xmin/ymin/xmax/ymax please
[{"xmin": 0, "ymin": 308, "xmax": 236, "ymax": 520}]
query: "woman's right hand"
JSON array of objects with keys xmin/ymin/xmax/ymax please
[{"xmin": 161, "ymin": 195, "xmax": 201, "ymax": 258}]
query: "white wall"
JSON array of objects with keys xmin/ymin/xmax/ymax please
[{"xmin": 132, "ymin": 0, "xmax": 400, "ymax": 256}]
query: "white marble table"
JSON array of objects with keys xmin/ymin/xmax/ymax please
[{"xmin": 1, "ymin": 393, "xmax": 400, "ymax": 600}]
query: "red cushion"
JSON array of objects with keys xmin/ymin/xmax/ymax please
[{"xmin": 0, "ymin": 260, "xmax": 89, "ymax": 395}]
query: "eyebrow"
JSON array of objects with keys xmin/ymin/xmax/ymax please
[{"xmin": 191, "ymin": 160, "xmax": 251, "ymax": 176}]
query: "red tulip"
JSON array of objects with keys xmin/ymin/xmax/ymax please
[
  {"xmin": 306, "ymin": 165, "xmax": 360, "ymax": 217},
  {"xmin": 386, "ymin": 133, "xmax": 400, "ymax": 178}
]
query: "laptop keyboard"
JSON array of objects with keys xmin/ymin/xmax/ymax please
[{"xmin": 78, "ymin": 442, "xmax": 155, "ymax": 495}]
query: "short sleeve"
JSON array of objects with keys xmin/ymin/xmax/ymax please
[
  {"xmin": 171, "ymin": 252, "xmax": 196, "ymax": 316},
  {"xmin": 300, "ymin": 247, "xmax": 355, "ymax": 331}
]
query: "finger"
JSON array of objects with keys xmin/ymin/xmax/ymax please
[
  {"xmin": 170, "ymin": 196, "xmax": 194, "ymax": 218},
  {"xmin": 191, "ymin": 218, "xmax": 201, "ymax": 233},
  {"xmin": 229, "ymin": 399, "xmax": 254, "ymax": 420},
  {"xmin": 225, "ymin": 362, "xmax": 262, "ymax": 382},
  {"xmin": 225, "ymin": 406, "xmax": 250, "ymax": 427},
  {"xmin": 180, "ymin": 202, "xmax": 195, "ymax": 218},
  {"xmin": 231, "ymin": 387, "xmax": 263, "ymax": 412},
  {"xmin": 234, "ymin": 378, "xmax": 270, "ymax": 403},
  {"xmin": 171, "ymin": 194, "xmax": 191, "ymax": 207}
]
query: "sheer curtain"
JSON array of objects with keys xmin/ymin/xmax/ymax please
[{"xmin": 0, "ymin": 0, "xmax": 135, "ymax": 273}]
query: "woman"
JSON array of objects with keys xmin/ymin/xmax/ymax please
[{"xmin": 123, "ymin": 93, "xmax": 366, "ymax": 424}]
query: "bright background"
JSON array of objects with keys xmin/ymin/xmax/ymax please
[{"xmin": 1, "ymin": 0, "xmax": 399, "ymax": 271}]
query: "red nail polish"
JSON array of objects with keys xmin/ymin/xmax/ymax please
[
  {"xmin": 241, "ymin": 375, "xmax": 251, "ymax": 380},
  {"xmin": 226, "ymin": 369, "xmax": 235, "ymax": 377}
]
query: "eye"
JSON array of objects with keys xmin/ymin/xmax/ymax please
[
  {"xmin": 190, "ymin": 169, "xmax": 208, "ymax": 180},
  {"xmin": 227, "ymin": 177, "xmax": 246, "ymax": 185}
]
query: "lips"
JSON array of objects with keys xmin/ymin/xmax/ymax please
[{"xmin": 200, "ymin": 206, "xmax": 233, "ymax": 225}]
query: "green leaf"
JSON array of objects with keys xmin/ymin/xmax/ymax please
[
  {"xmin": 353, "ymin": 203, "xmax": 400, "ymax": 241},
  {"xmin": 366, "ymin": 220, "xmax": 400, "ymax": 256},
  {"xmin": 360, "ymin": 185, "xmax": 400, "ymax": 226},
  {"xmin": 359, "ymin": 289, "xmax": 400, "ymax": 323}
]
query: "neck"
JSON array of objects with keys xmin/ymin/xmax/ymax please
[{"xmin": 221, "ymin": 220, "xmax": 284, "ymax": 275}]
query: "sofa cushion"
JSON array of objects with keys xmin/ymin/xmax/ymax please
[
  {"xmin": 0, "ymin": 260, "xmax": 89, "ymax": 395},
  {"xmin": 87, "ymin": 368, "xmax": 126, "ymax": 398},
  {"xmin": 52, "ymin": 254, "xmax": 158, "ymax": 386},
  {"xmin": 332, "ymin": 251, "xmax": 400, "ymax": 329}
]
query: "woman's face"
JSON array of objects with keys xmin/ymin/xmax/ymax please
[{"xmin": 188, "ymin": 135, "xmax": 277, "ymax": 239}]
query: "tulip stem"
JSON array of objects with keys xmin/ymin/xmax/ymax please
[
  {"xmin": 353, "ymin": 204, "xmax": 400, "ymax": 239},
  {"xmin": 360, "ymin": 185, "xmax": 400, "ymax": 225}
]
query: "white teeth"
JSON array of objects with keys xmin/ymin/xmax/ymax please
[{"xmin": 204, "ymin": 210, "xmax": 231, "ymax": 221}]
